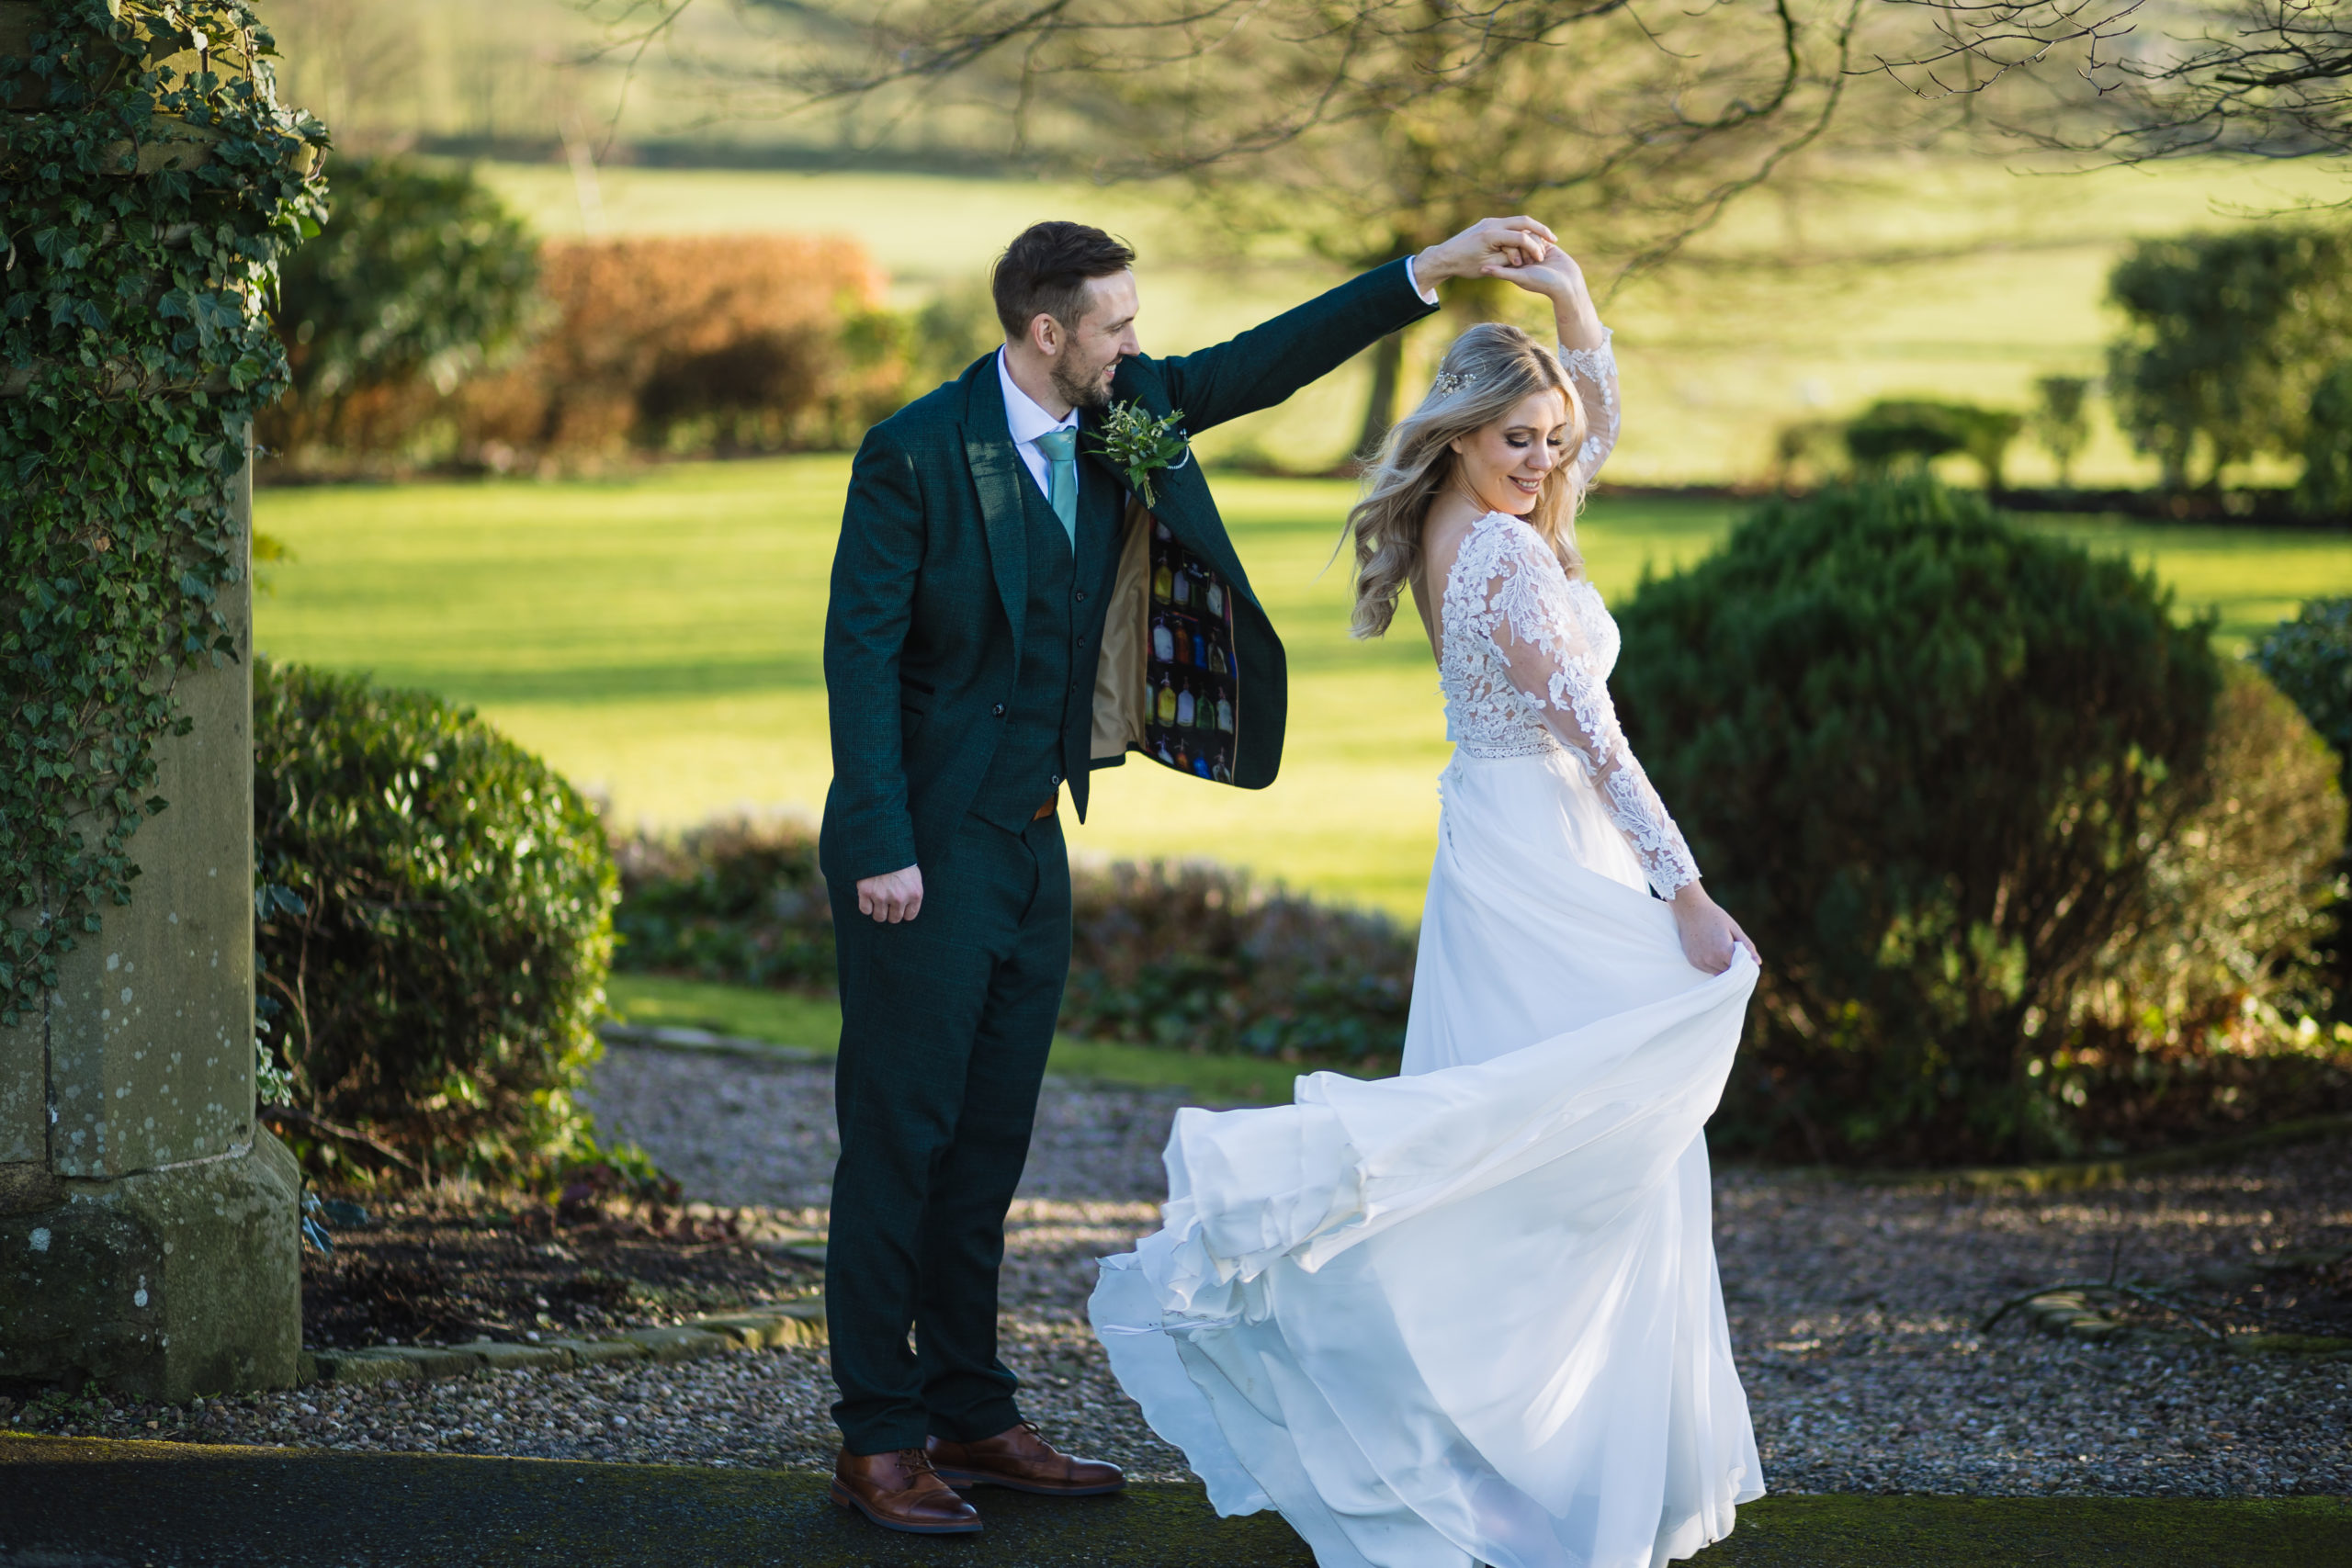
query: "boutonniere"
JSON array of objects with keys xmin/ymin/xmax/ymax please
[{"xmin": 1092, "ymin": 400, "xmax": 1191, "ymax": 507}]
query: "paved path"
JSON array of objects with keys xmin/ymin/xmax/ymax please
[{"xmin": 3, "ymin": 1436, "xmax": 2346, "ymax": 1568}]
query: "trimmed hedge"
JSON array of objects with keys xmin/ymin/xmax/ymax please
[
  {"xmin": 613, "ymin": 818, "xmax": 834, "ymax": 991},
  {"xmin": 1612, "ymin": 479, "xmax": 2228, "ymax": 1164},
  {"xmin": 1063, "ymin": 861, "xmax": 1412, "ymax": 1065},
  {"xmin": 254, "ymin": 662, "xmax": 617, "ymax": 1180},
  {"xmin": 610, "ymin": 821, "xmax": 1415, "ymax": 1069}
]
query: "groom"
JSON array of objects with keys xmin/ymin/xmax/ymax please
[{"xmin": 819, "ymin": 214, "xmax": 1554, "ymax": 1534}]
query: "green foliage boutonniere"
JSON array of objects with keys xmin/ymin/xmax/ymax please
[{"xmin": 1093, "ymin": 401, "xmax": 1191, "ymax": 507}]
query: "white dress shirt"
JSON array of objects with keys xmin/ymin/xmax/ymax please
[
  {"xmin": 1405, "ymin": 254, "xmax": 1437, "ymax": 306},
  {"xmin": 997, "ymin": 348, "xmax": 1079, "ymax": 503}
]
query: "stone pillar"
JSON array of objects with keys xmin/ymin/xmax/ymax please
[{"xmin": 0, "ymin": 441, "xmax": 303, "ymax": 1401}]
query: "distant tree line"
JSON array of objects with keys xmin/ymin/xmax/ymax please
[{"xmin": 1774, "ymin": 223, "xmax": 2352, "ymax": 513}]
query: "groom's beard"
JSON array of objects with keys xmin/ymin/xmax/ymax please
[{"xmin": 1052, "ymin": 357, "xmax": 1114, "ymax": 412}]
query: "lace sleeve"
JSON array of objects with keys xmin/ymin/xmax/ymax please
[
  {"xmin": 1465, "ymin": 520, "xmax": 1700, "ymax": 898},
  {"xmin": 1558, "ymin": 330, "xmax": 1619, "ymax": 490}
]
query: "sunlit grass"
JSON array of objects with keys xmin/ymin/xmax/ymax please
[
  {"xmin": 254, "ymin": 457, "xmax": 2352, "ymax": 916},
  {"xmin": 605, "ymin": 972, "xmax": 1334, "ymax": 1104}
]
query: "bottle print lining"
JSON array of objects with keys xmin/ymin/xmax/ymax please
[{"xmin": 1143, "ymin": 517, "xmax": 1238, "ymax": 782}]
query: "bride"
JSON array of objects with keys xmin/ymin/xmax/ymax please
[{"xmin": 1089, "ymin": 240, "xmax": 1766, "ymax": 1568}]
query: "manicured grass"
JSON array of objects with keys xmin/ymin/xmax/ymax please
[
  {"xmin": 254, "ymin": 457, "xmax": 2352, "ymax": 915},
  {"xmin": 604, "ymin": 974, "xmax": 843, "ymax": 1051},
  {"xmin": 605, "ymin": 972, "xmax": 1348, "ymax": 1105}
]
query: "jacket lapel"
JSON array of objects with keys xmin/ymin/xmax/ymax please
[{"xmin": 963, "ymin": 358, "xmax": 1029, "ymax": 667}]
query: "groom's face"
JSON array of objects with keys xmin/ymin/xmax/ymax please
[{"xmin": 1048, "ymin": 270, "xmax": 1141, "ymax": 411}]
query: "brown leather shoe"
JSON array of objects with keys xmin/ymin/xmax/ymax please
[
  {"xmin": 831, "ymin": 1446, "xmax": 983, "ymax": 1534},
  {"xmin": 927, "ymin": 1421, "xmax": 1126, "ymax": 1496}
]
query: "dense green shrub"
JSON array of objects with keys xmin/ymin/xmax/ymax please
[
  {"xmin": 2108, "ymin": 227, "xmax": 2352, "ymax": 491},
  {"xmin": 1613, "ymin": 479, "xmax": 2222, "ymax": 1164},
  {"xmin": 610, "ymin": 821, "xmax": 1415, "ymax": 1067},
  {"xmin": 2058, "ymin": 661, "xmax": 2350, "ymax": 1142},
  {"xmin": 2251, "ymin": 595, "xmax": 2352, "ymax": 1014},
  {"xmin": 254, "ymin": 662, "xmax": 617, "ymax": 1181},
  {"xmin": 613, "ymin": 818, "xmax": 835, "ymax": 989},
  {"xmin": 2252, "ymin": 596, "xmax": 2352, "ymax": 773},
  {"xmin": 261, "ymin": 155, "xmax": 542, "ymax": 468},
  {"xmin": 1063, "ymin": 862, "xmax": 1413, "ymax": 1065}
]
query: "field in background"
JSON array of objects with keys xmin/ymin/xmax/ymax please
[
  {"xmin": 471, "ymin": 156, "xmax": 2348, "ymax": 488},
  {"xmin": 254, "ymin": 457, "xmax": 2352, "ymax": 916}
]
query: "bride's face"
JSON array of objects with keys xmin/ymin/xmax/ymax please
[{"xmin": 1449, "ymin": 387, "xmax": 1572, "ymax": 515}]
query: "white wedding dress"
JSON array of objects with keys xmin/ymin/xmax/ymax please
[{"xmin": 1089, "ymin": 337, "xmax": 1764, "ymax": 1568}]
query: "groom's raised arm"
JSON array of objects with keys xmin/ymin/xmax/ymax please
[
  {"xmin": 1150, "ymin": 217, "xmax": 1559, "ymax": 434},
  {"xmin": 823, "ymin": 427, "xmax": 926, "ymax": 885},
  {"xmin": 1149, "ymin": 259, "xmax": 1435, "ymax": 435}
]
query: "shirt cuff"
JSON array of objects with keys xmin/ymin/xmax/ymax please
[{"xmin": 1404, "ymin": 254, "xmax": 1438, "ymax": 306}]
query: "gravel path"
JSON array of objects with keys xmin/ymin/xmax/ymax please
[{"xmin": 13, "ymin": 1044, "xmax": 2346, "ymax": 1503}]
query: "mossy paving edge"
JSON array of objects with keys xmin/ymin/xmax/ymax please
[{"xmin": 2, "ymin": 1435, "xmax": 2346, "ymax": 1567}]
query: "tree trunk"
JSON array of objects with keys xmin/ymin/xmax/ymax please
[{"xmin": 1353, "ymin": 331, "xmax": 1407, "ymax": 466}]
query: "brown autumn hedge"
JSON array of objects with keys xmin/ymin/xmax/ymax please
[{"xmin": 453, "ymin": 233, "xmax": 901, "ymax": 466}]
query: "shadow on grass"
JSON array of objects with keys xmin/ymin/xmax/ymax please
[{"xmin": 4, "ymin": 1436, "xmax": 2345, "ymax": 1568}]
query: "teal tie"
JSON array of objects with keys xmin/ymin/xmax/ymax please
[{"xmin": 1035, "ymin": 427, "xmax": 1079, "ymax": 549}]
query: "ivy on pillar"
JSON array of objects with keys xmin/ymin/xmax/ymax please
[{"xmin": 0, "ymin": 1, "xmax": 328, "ymax": 1400}]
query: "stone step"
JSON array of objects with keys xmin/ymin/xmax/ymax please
[{"xmin": 300, "ymin": 1300, "xmax": 826, "ymax": 1387}]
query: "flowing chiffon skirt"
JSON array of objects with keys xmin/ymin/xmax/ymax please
[{"xmin": 1089, "ymin": 748, "xmax": 1765, "ymax": 1568}]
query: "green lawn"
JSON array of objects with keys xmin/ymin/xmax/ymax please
[
  {"xmin": 254, "ymin": 457, "xmax": 2352, "ymax": 916},
  {"xmin": 605, "ymin": 973, "xmax": 1339, "ymax": 1104}
]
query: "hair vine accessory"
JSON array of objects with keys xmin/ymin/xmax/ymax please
[{"xmin": 1431, "ymin": 369, "xmax": 1476, "ymax": 397}]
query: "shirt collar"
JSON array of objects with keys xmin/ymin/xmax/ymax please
[{"xmin": 997, "ymin": 347, "xmax": 1078, "ymax": 446}]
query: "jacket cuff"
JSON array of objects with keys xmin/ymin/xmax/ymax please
[{"xmin": 841, "ymin": 825, "xmax": 921, "ymax": 886}]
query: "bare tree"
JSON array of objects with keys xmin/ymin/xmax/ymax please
[
  {"xmin": 1864, "ymin": 0, "xmax": 2352, "ymax": 163},
  {"xmin": 581, "ymin": 0, "xmax": 1875, "ymax": 454}
]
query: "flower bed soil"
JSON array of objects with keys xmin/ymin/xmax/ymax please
[{"xmin": 300, "ymin": 1198, "xmax": 823, "ymax": 1350}]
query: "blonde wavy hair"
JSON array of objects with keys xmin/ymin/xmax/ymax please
[{"xmin": 1346, "ymin": 322, "xmax": 1587, "ymax": 639}]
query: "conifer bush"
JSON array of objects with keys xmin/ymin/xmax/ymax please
[
  {"xmin": 1613, "ymin": 479, "xmax": 2224, "ymax": 1163},
  {"xmin": 253, "ymin": 662, "xmax": 617, "ymax": 1180}
]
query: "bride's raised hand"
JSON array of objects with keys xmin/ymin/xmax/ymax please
[
  {"xmin": 1485, "ymin": 240, "xmax": 1587, "ymax": 304},
  {"xmin": 1669, "ymin": 883, "xmax": 1760, "ymax": 976},
  {"xmin": 1487, "ymin": 240, "xmax": 1608, "ymax": 353}
]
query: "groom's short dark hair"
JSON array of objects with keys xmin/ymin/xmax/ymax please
[{"xmin": 993, "ymin": 222, "xmax": 1136, "ymax": 340}]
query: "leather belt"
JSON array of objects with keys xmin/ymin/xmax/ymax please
[{"xmin": 1032, "ymin": 788, "xmax": 1059, "ymax": 821}]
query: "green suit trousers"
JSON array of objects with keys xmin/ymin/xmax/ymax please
[{"xmin": 824, "ymin": 810, "xmax": 1072, "ymax": 1452}]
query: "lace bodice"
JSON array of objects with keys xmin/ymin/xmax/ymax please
[{"xmin": 1437, "ymin": 509, "xmax": 1702, "ymax": 898}]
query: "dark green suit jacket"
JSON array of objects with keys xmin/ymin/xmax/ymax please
[{"xmin": 820, "ymin": 258, "xmax": 1438, "ymax": 887}]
